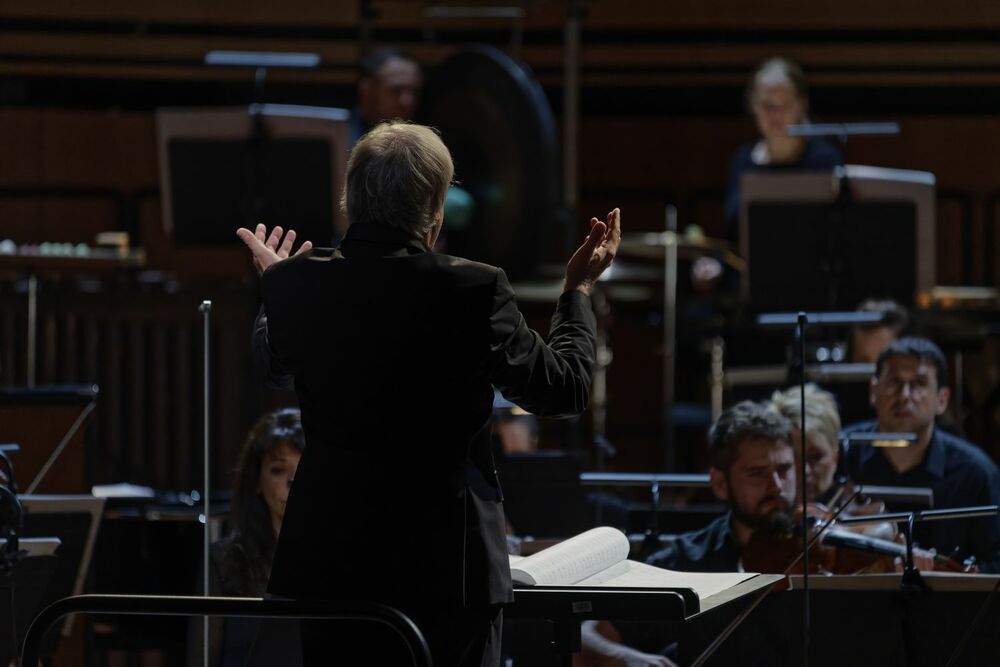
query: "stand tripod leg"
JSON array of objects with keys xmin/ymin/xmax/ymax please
[{"xmin": 550, "ymin": 619, "xmax": 581, "ymax": 667}]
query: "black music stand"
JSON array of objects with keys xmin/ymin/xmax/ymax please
[
  {"xmin": 20, "ymin": 495, "xmax": 104, "ymax": 655},
  {"xmin": 506, "ymin": 575, "xmax": 783, "ymax": 666},
  {"xmin": 740, "ymin": 166, "xmax": 936, "ymax": 312},
  {"xmin": 0, "ymin": 539, "xmax": 59, "ymax": 664},
  {"xmin": 156, "ymin": 105, "xmax": 349, "ymax": 246}
]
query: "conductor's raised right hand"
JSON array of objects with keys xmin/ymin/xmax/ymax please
[
  {"xmin": 564, "ymin": 208, "xmax": 621, "ymax": 296},
  {"xmin": 236, "ymin": 224, "xmax": 313, "ymax": 275}
]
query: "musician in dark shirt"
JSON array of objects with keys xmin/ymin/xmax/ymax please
[
  {"xmin": 580, "ymin": 401, "xmax": 796, "ymax": 665},
  {"xmin": 844, "ymin": 336, "xmax": 1000, "ymax": 572},
  {"xmin": 722, "ymin": 57, "xmax": 843, "ymax": 237},
  {"xmin": 694, "ymin": 57, "xmax": 842, "ymax": 290}
]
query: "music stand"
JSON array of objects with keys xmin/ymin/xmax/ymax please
[
  {"xmin": 20, "ymin": 495, "xmax": 105, "ymax": 648},
  {"xmin": 740, "ymin": 165, "xmax": 936, "ymax": 311},
  {"xmin": 0, "ymin": 385, "xmax": 97, "ymax": 494},
  {"xmin": 0, "ymin": 538, "xmax": 59, "ymax": 664},
  {"xmin": 156, "ymin": 104, "xmax": 350, "ymax": 246}
]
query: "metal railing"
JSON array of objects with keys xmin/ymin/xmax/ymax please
[{"xmin": 20, "ymin": 594, "xmax": 432, "ymax": 667}]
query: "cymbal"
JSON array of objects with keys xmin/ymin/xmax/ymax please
[
  {"xmin": 510, "ymin": 279, "xmax": 653, "ymax": 304},
  {"xmin": 619, "ymin": 231, "xmax": 743, "ymax": 269}
]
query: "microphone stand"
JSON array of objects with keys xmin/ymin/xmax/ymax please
[
  {"xmin": 793, "ymin": 312, "xmax": 810, "ymax": 667},
  {"xmin": 756, "ymin": 309, "xmax": 890, "ymax": 667},
  {"xmin": 199, "ymin": 300, "xmax": 212, "ymax": 667}
]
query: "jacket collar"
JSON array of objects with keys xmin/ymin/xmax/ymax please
[{"xmin": 340, "ymin": 223, "xmax": 429, "ymax": 257}]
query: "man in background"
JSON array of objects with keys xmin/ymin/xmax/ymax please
[
  {"xmin": 849, "ymin": 298, "xmax": 909, "ymax": 364},
  {"xmin": 845, "ymin": 336, "xmax": 1000, "ymax": 571},
  {"xmin": 348, "ymin": 48, "xmax": 422, "ymax": 147}
]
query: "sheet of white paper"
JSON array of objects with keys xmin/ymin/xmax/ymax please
[
  {"xmin": 576, "ymin": 560, "xmax": 757, "ymax": 600},
  {"xmin": 509, "ymin": 527, "xmax": 629, "ymax": 586}
]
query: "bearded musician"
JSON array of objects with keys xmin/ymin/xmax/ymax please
[
  {"xmin": 580, "ymin": 402, "xmax": 796, "ymax": 666},
  {"xmin": 579, "ymin": 399, "xmax": 940, "ymax": 667}
]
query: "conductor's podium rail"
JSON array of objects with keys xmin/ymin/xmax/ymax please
[{"xmin": 20, "ymin": 594, "xmax": 432, "ymax": 667}]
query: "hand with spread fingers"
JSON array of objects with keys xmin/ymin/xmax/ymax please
[
  {"xmin": 564, "ymin": 208, "xmax": 622, "ymax": 295},
  {"xmin": 236, "ymin": 224, "xmax": 314, "ymax": 275}
]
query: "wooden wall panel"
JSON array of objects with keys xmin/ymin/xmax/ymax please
[
  {"xmin": 0, "ymin": 0, "xmax": 361, "ymax": 26},
  {"xmin": 38, "ymin": 111, "xmax": 158, "ymax": 189}
]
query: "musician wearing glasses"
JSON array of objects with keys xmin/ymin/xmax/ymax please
[{"xmin": 844, "ymin": 336, "xmax": 1000, "ymax": 572}]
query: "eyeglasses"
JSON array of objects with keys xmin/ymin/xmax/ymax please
[{"xmin": 880, "ymin": 377, "xmax": 934, "ymax": 397}]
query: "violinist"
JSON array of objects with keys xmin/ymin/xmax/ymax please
[
  {"xmin": 844, "ymin": 336, "xmax": 1000, "ymax": 572},
  {"xmin": 647, "ymin": 400, "xmax": 797, "ymax": 572},
  {"xmin": 769, "ymin": 383, "xmax": 841, "ymax": 504},
  {"xmin": 579, "ymin": 401, "xmax": 796, "ymax": 666}
]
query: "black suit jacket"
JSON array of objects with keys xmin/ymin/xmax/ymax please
[{"xmin": 255, "ymin": 223, "xmax": 596, "ymax": 611}]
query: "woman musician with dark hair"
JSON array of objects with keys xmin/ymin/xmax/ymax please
[{"xmin": 187, "ymin": 407, "xmax": 304, "ymax": 667}]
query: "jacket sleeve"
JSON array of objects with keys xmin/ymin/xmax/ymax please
[
  {"xmin": 252, "ymin": 306, "xmax": 294, "ymax": 391},
  {"xmin": 488, "ymin": 267, "xmax": 596, "ymax": 417}
]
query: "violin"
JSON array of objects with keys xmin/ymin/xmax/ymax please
[{"xmin": 741, "ymin": 499, "xmax": 971, "ymax": 575}]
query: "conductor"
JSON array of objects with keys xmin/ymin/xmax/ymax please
[{"xmin": 237, "ymin": 121, "xmax": 621, "ymax": 666}]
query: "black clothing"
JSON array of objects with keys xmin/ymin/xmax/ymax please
[
  {"xmin": 844, "ymin": 421, "xmax": 1000, "ymax": 572},
  {"xmin": 254, "ymin": 222, "xmax": 596, "ymax": 665},
  {"xmin": 301, "ymin": 606, "xmax": 502, "ymax": 667},
  {"xmin": 723, "ymin": 137, "xmax": 843, "ymax": 239},
  {"xmin": 186, "ymin": 538, "xmax": 301, "ymax": 667},
  {"xmin": 646, "ymin": 513, "xmax": 742, "ymax": 573}
]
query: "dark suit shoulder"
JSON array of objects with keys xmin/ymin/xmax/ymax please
[
  {"xmin": 263, "ymin": 247, "xmax": 331, "ymax": 274},
  {"xmin": 425, "ymin": 253, "xmax": 501, "ymax": 285}
]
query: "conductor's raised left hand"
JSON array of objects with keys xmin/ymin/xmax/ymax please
[
  {"xmin": 564, "ymin": 208, "xmax": 622, "ymax": 295},
  {"xmin": 236, "ymin": 224, "xmax": 313, "ymax": 275}
]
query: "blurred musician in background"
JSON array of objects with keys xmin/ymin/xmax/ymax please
[
  {"xmin": 848, "ymin": 298, "xmax": 909, "ymax": 364},
  {"xmin": 770, "ymin": 383, "xmax": 842, "ymax": 504},
  {"xmin": 693, "ymin": 57, "xmax": 842, "ymax": 290},
  {"xmin": 347, "ymin": 48, "xmax": 422, "ymax": 148},
  {"xmin": 845, "ymin": 336, "xmax": 1000, "ymax": 572},
  {"xmin": 187, "ymin": 408, "xmax": 304, "ymax": 667},
  {"xmin": 723, "ymin": 57, "xmax": 843, "ymax": 236}
]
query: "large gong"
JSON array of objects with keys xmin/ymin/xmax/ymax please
[{"xmin": 420, "ymin": 45, "xmax": 560, "ymax": 280}]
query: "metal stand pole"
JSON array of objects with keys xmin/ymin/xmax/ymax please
[
  {"xmin": 796, "ymin": 312, "xmax": 810, "ymax": 667},
  {"xmin": 199, "ymin": 299, "xmax": 212, "ymax": 667},
  {"xmin": 592, "ymin": 291, "xmax": 611, "ymax": 471},
  {"xmin": 662, "ymin": 206, "xmax": 678, "ymax": 472},
  {"xmin": 563, "ymin": 0, "xmax": 581, "ymax": 215},
  {"xmin": 27, "ymin": 274, "xmax": 37, "ymax": 388}
]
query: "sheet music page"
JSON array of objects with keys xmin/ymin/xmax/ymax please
[
  {"xmin": 509, "ymin": 527, "xmax": 629, "ymax": 585},
  {"xmin": 576, "ymin": 559, "xmax": 757, "ymax": 600}
]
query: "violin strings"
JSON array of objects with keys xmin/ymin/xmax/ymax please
[{"xmin": 783, "ymin": 488, "xmax": 863, "ymax": 573}]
